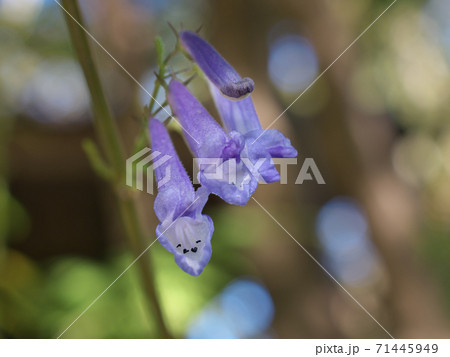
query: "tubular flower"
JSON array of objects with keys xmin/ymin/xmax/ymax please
[
  {"xmin": 210, "ymin": 86, "xmax": 298, "ymax": 159},
  {"xmin": 149, "ymin": 119, "xmax": 213, "ymax": 276},
  {"xmin": 179, "ymin": 30, "xmax": 297, "ymax": 159},
  {"xmin": 180, "ymin": 30, "xmax": 254, "ymax": 99},
  {"xmin": 168, "ymin": 80, "xmax": 280, "ymax": 206}
]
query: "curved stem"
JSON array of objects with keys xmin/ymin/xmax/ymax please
[{"xmin": 60, "ymin": 0, "xmax": 171, "ymax": 338}]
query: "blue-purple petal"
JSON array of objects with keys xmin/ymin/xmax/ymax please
[
  {"xmin": 199, "ymin": 159, "xmax": 259, "ymax": 206},
  {"xmin": 149, "ymin": 119, "xmax": 195, "ymax": 222},
  {"xmin": 245, "ymin": 129, "xmax": 298, "ymax": 158},
  {"xmin": 244, "ymin": 138, "xmax": 281, "ymax": 184},
  {"xmin": 156, "ymin": 214, "xmax": 213, "ymax": 276},
  {"xmin": 168, "ymin": 80, "xmax": 228, "ymax": 158},
  {"xmin": 210, "ymin": 85, "xmax": 262, "ymax": 134}
]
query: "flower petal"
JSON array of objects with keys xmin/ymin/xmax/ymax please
[
  {"xmin": 197, "ymin": 131, "xmax": 279, "ymax": 205},
  {"xmin": 199, "ymin": 159, "xmax": 258, "ymax": 206},
  {"xmin": 245, "ymin": 129, "xmax": 298, "ymax": 158},
  {"xmin": 168, "ymin": 80, "xmax": 228, "ymax": 158},
  {"xmin": 156, "ymin": 214, "xmax": 214, "ymax": 276},
  {"xmin": 149, "ymin": 119, "xmax": 195, "ymax": 222},
  {"xmin": 210, "ymin": 85, "xmax": 262, "ymax": 134},
  {"xmin": 244, "ymin": 137, "xmax": 281, "ymax": 184}
]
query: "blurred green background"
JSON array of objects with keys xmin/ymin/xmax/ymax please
[{"xmin": 0, "ymin": 0, "xmax": 450, "ymax": 338}]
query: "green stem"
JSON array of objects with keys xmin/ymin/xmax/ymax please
[
  {"xmin": 61, "ymin": 0, "xmax": 171, "ymax": 338},
  {"xmin": 151, "ymin": 100, "xmax": 168, "ymax": 117},
  {"xmin": 61, "ymin": 0, "xmax": 124, "ymax": 177},
  {"xmin": 148, "ymin": 68, "xmax": 166, "ymax": 113},
  {"xmin": 118, "ymin": 196, "xmax": 171, "ymax": 338},
  {"xmin": 148, "ymin": 48, "xmax": 178, "ymax": 114}
]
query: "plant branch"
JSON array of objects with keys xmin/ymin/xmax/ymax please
[{"xmin": 60, "ymin": 0, "xmax": 171, "ymax": 338}]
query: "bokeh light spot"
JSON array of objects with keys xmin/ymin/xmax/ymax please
[
  {"xmin": 0, "ymin": 0, "xmax": 44, "ymax": 25},
  {"xmin": 268, "ymin": 34, "xmax": 319, "ymax": 94},
  {"xmin": 186, "ymin": 279, "xmax": 274, "ymax": 338},
  {"xmin": 316, "ymin": 197, "xmax": 380, "ymax": 285},
  {"xmin": 20, "ymin": 59, "xmax": 90, "ymax": 124}
]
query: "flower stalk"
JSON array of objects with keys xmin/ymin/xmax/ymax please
[{"xmin": 61, "ymin": 0, "xmax": 171, "ymax": 338}]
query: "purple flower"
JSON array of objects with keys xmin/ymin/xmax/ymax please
[
  {"xmin": 210, "ymin": 86, "xmax": 298, "ymax": 159},
  {"xmin": 168, "ymin": 80, "xmax": 280, "ymax": 206},
  {"xmin": 180, "ymin": 30, "xmax": 254, "ymax": 99},
  {"xmin": 149, "ymin": 119, "xmax": 214, "ymax": 276},
  {"xmin": 180, "ymin": 30, "xmax": 297, "ymax": 159}
]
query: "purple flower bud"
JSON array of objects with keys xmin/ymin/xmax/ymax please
[{"xmin": 180, "ymin": 31, "xmax": 254, "ymax": 99}]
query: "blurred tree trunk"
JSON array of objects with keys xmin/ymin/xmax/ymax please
[
  {"xmin": 288, "ymin": 0, "xmax": 450, "ymax": 338},
  {"xmin": 209, "ymin": 0, "xmax": 449, "ymax": 338}
]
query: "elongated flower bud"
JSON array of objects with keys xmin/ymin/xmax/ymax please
[{"xmin": 180, "ymin": 30, "xmax": 254, "ymax": 99}]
